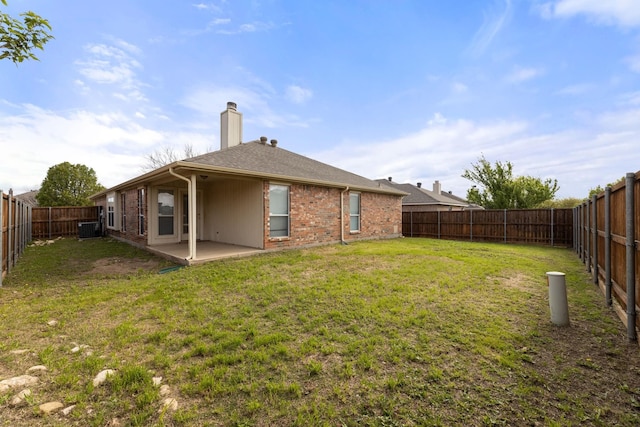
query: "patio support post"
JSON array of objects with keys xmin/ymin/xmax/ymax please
[
  {"xmin": 190, "ymin": 174, "xmax": 197, "ymax": 261},
  {"xmin": 168, "ymin": 167, "xmax": 194, "ymax": 261}
]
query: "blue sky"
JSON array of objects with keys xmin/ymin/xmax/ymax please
[{"xmin": 1, "ymin": 0, "xmax": 639, "ymax": 199}]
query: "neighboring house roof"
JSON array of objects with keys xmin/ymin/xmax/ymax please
[
  {"xmin": 376, "ymin": 179, "xmax": 477, "ymax": 208},
  {"xmin": 93, "ymin": 141, "xmax": 407, "ymax": 198},
  {"xmin": 15, "ymin": 190, "xmax": 39, "ymax": 206}
]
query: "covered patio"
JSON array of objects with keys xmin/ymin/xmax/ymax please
[{"xmin": 147, "ymin": 241, "xmax": 263, "ymax": 265}]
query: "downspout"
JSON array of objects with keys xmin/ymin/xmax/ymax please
[
  {"xmin": 168, "ymin": 168, "xmax": 194, "ymax": 262},
  {"xmin": 340, "ymin": 186, "xmax": 349, "ymax": 245}
]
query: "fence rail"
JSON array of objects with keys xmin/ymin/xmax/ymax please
[
  {"xmin": 403, "ymin": 208, "xmax": 573, "ymax": 247},
  {"xmin": 31, "ymin": 206, "xmax": 100, "ymax": 239},
  {"xmin": 576, "ymin": 171, "xmax": 640, "ymax": 342},
  {"xmin": 1, "ymin": 190, "xmax": 33, "ymax": 286}
]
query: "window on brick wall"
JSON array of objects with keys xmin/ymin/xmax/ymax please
[
  {"xmin": 120, "ymin": 193, "xmax": 127, "ymax": 232},
  {"xmin": 107, "ymin": 192, "xmax": 116, "ymax": 229},
  {"xmin": 138, "ymin": 188, "xmax": 145, "ymax": 236},
  {"xmin": 269, "ymin": 184, "xmax": 289, "ymax": 238},
  {"xmin": 350, "ymin": 192, "xmax": 360, "ymax": 232}
]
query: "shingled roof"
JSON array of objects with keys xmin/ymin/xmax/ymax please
[
  {"xmin": 376, "ymin": 179, "xmax": 470, "ymax": 207},
  {"xmin": 93, "ymin": 140, "xmax": 406, "ymax": 198},
  {"xmin": 182, "ymin": 140, "xmax": 406, "ymax": 195}
]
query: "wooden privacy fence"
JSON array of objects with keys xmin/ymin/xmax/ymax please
[
  {"xmin": 403, "ymin": 208, "xmax": 573, "ymax": 247},
  {"xmin": 1, "ymin": 190, "xmax": 33, "ymax": 286},
  {"xmin": 32, "ymin": 206, "xmax": 100, "ymax": 239},
  {"xmin": 576, "ymin": 171, "xmax": 640, "ymax": 342}
]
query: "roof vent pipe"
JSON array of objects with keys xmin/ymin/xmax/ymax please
[
  {"xmin": 388, "ymin": 177, "xmax": 392, "ymax": 182},
  {"xmin": 270, "ymin": 139, "xmax": 278, "ymax": 147},
  {"xmin": 417, "ymin": 182, "xmax": 422, "ymax": 188},
  {"xmin": 259, "ymin": 136, "xmax": 267, "ymax": 144},
  {"xmin": 226, "ymin": 101, "xmax": 237, "ymax": 111}
]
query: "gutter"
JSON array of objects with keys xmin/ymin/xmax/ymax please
[{"xmin": 340, "ymin": 186, "xmax": 349, "ymax": 245}]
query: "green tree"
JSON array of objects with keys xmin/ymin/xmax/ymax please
[
  {"xmin": 36, "ymin": 162, "xmax": 105, "ymax": 207},
  {"xmin": 462, "ymin": 155, "xmax": 559, "ymax": 209},
  {"xmin": 587, "ymin": 176, "xmax": 625, "ymax": 199},
  {"xmin": 1, "ymin": 0, "xmax": 53, "ymax": 64},
  {"xmin": 536, "ymin": 198, "xmax": 583, "ymax": 209}
]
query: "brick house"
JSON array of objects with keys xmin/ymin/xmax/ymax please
[
  {"xmin": 376, "ymin": 178, "xmax": 481, "ymax": 212},
  {"xmin": 90, "ymin": 103, "xmax": 405, "ymax": 264}
]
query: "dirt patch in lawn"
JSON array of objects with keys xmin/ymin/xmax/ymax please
[{"xmin": 85, "ymin": 257, "xmax": 166, "ymax": 276}]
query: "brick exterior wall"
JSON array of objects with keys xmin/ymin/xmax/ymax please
[
  {"xmin": 95, "ymin": 188, "xmax": 148, "ymax": 247},
  {"xmin": 264, "ymin": 181, "xmax": 402, "ymax": 250},
  {"xmin": 357, "ymin": 191, "xmax": 403, "ymax": 239},
  {"xmin": 97, "ymin": 181, "xmax": 401, "ymax": 253}
]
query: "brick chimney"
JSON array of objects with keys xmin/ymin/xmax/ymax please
[
  {"xmin": 433, "ymin": 180, "xmax": 441, "ymax": 194},
  {"xmin": 220, "ymin": 102, "xmax": 242, "ymax": 150}
]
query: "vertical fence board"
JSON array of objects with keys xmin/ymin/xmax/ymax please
[{"xmin": 403, "ymin": 208, "xmax": 573, "ymax": 246}]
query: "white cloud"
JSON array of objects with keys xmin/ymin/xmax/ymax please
[
  {"xmin": 625, "ymin": 53, "xmax": 640, "ymax": 73},
  {"xmin": 75, "ymin": 39, "xmax": 147, "ymax": 102},
  {"xmin": 216, "ymin": 21, "xmax": 275, "ymax": 35},
  {"xmin": 467, "ymin": 0, "xmax": 512, "ymax": 57},
  {"xmin": 538, "ymin": 0, "xmax": 640, "ymax": 27},
  {"xmin": 505, "ymin": 66, "xmax": 544, "ymax": 83},
  {"xmin": 311, "ymin": 106, "xmax": 640, "ymax": 199},
  {"xmin": 192, "ymin": 3, "xmax": 223, "ymax": 13},
  {"xmin": 0, "ymin": 104, "xmax": 210, "ymax": 194},
  {"xmin": 451, "ymin": 82, "xmax": 469, "ymax": 94},
  {"xmin": 285, "ymin": 85, "xmax": 313, "ymax": 104},
  {"xmin": 181, "ymin": 84, "xmax": 312, "ymax": 131},
  {"xmin": 555, "ymin": 83, "xmax": 594, "ymax": 95}
]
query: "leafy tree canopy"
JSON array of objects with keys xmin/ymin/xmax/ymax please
[
  {"xmin": 587, "ymin": 176, "xmax": 625, "ymax": 199},
  {"xmin": 1, "ymin": 0, "xmax": 53, "ymax": 64},
  {"xmin": 536, "ymin": 198, "xmax": 583, "ymax": 209},
  {"xmin": 36, "ymin": 162, "xmax": 105, "ymax": 207},
  {"xmin": 462, "ymin": 155, "xmax": 559, "ymax": 209}
]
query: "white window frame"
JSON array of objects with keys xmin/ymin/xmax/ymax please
[
  {"xmin": 269, "ymin": 184, "xmax": 290, "ymax": 238},
  {"xmin": 137, "ymin": 188, "xmax": 145, "ymax": 236},
  {"xmin": 120, "ymin": 192, "xmax": 127, "ymax": 232},
  {"xmin": 157, "ymin": 189, "xmax": 176, "ymax": 237},
  {"xmin": 106, "ymin": 192, "xmax": 117, "ymax": 230},
  {"xmin": 349, "ymin": 192, "xmax": 361, "ymax": 233}
]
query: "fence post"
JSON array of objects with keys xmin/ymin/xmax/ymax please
[
  {"xmin": 470, "ymin": 209, "xmax": 473, "ymax": 241},
  {"xmin": 579, "ymin": 204, "xmax": 584, "ymax": 262},
  {"xmin": 48, "ymin": 206, "xmax": 52, "ymax": 240},
  {"xmin": 0, "ymin": 190, "xmax": 3, "ymax": 287},
  {"xmin": 586, "ymin": 200, "xmax": 592, "ymax": 271},
  {"xmin": 604, "ymin": 186, "xmax": 612, "ymax": 306},
  {"xmin": 575, "ymin": 206, "xmax": 579, "ymax": 253},
  {"xmin": 551, "ymin": 208, "xmax": 555, "ymax": 247},
  {"xmin": 409, "ymin": 211, "xmax": 413, "ymax": 237},
  {"xmin": 504, "ymin": 209, "xmax": 507, "ymax": 243},
  {"xmin": 7, "ymin": 189, "xmax": 13, "ymax": 274},
  {"xmin": 437, "ymin": 210, "xmax": 441, "ymax": 239},
  {"xmin": 592, "ymin": 195, "xmax": 598, "ymax": 284},
  {"xmin": 625, "ymin": 173, "xmax": 637, "ymax": 342}
]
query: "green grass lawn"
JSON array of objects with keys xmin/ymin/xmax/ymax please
[{"xmin": 1, "ymin": 237, "xmax": 639, "ymax": 426}]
